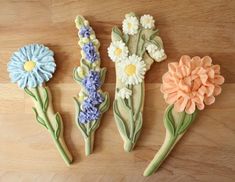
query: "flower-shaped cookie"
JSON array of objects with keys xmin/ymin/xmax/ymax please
[
  {"xmin": 8, "ymin": 44, "xmax": 56, "ymax": 88},
  {"xmin": 73, "ymin": 16, "xmax": 110, "ymax": 156},
  {"xmin": 8, "ymin": 44, "xmax": 72, "ymax": 165},
  {"xmin": 144, "ymin": 55, "xmax": 224, "ymax": 176},
  {"xmin": 108, "ymin": 12, "xmax": 167, "ymax": 152}
]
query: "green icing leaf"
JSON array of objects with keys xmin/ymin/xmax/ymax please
[
  {"xmin": 75, "ymin": 16, "xmax": 85, "ymax": 27},
  {"xmin": 43, "ymin": 87, "xmax": 49, "ymax": 112},
  {"xmin": 99, "ymin": 67, "xmax": 107, "ymax": 85},
  {"xmin": 74, "ymin": 97, "xmax": 88, "ymax": 137},
  {"xmin": 123, "ymin": 34, "xmax": 129, "ymax": 44},
  {"xmin": 177, "ymin": 110, "xmax": 197, "ymax": 135},
  {"xmin": 134, "ymin": 82, "xmax": 144, "ymax": 120},
  {"xmin": 164, "ymin": 105, "xmax": 175, "ymax": 137},
  {"xmin": 117, "ymin": 96, "xmax": 131, "ymax": 110},
  {"xmin": 90, "ymin": 119, "xmax": 100, "ymax": 133},
  {"xmin": 112, "ymin": 26, "xmax": 123, "ymax": 42},
  {"xmin": 81, "ymin": 58, "xmax": 90, "ymax": 74},
  {"xmin": 24, "ymin": 88, "xmax": 37, "ymax": 101},
  {"xmin": 32, "ymin": 107, "xmax": 47, "ymax": 129},
  {"xmin": 149, "ymin": 29, "xmax": 159, "ymax": 40},
  {"xmin": 113, "ymin": 100, "xmax": 129, "ymax": 140},
  {"xmin": 150, "ymin": 39, "xmax": 161, "ymax": 49},
  {"xmin": 99, "ymin": 92, "xmax": 110, "ymax": 114},
  {"xmin": 73, "ymin": 97, "xmax": 81, "ymax": 115},
  {"xmin": 73, "ymin": 67, "xmax": 82, "ymax": 83},
  {"xmin": 133, "ymin": 112, "xmax": 143, "ymax": 143},
  {"xmin": 54, "ymin": 112, "xmax": 62, "ymax": 139}
]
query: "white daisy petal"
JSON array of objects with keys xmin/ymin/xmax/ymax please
[
  {"xmin": 140, "ymin": 14, "xmax": 155, "ymax": 29},
  {"xmin": 146, "ymin": 44, "xmax": 166, "ymax": 62},
  {"xmin": 108, "ymin": 40, "xmax": 128, "ymax": 62},
  {"xmin": 122, "ymin": 16, "xmax": 139, "ymax": 35},
  {"xmin": 117, "ymin": 54, "xmax": 146, "ymax": 85},
  {"xmin": 117, "ymin": 87, "xmax": 132, "ymax": 99}
]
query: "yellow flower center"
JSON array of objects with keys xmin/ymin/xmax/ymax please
[
  {"xmin": 114, "ymin": 48, "xmax": 122, "ymax": 56},
  {"xmin": 24, "ymin": 60, "xmax": 36, "ymax": 72},
  {"xmin": 125, "ymin": 64, "xmax": 136, "ymax": 76},
  {"xmin": 128, "ymin": 23, "xmax": 132, "ymax": 29}
]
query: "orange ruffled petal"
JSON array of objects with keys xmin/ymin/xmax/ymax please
[{"xmin": 161, "ymin": 55, "xmax": 224, "ymax": 114}]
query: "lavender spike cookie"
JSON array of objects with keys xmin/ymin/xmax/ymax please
[{"xmin": 73, "ymin": 16, "xmax": 110, "ymax": 156}]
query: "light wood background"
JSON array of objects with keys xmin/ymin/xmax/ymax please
[{"xmin": 0, "ymin": 0, "xmax": 235, "ymax": 181}]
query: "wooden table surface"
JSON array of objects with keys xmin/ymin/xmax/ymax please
[{"xmin": 0, "ymin": 0, "xmax": 235, "ymax": 181}]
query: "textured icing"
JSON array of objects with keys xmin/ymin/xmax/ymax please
[
  {"xmin": 108, "ymin": 12, "xmax": 167, "ymax": 152},
  {"xmin": 8, "ymin": 44, "xmax": 56, "ymax": 88},
  {"xmin": 8, "ymin": 44, "xmax": 72, "ymax": 165},
  {"xmin": 143, "ymin": 105, "xmax": 197, "ymax": 176},
  {"xmin": 73, "ymin": 15, "xmax": 110, "ymax": 156},
  {"xmin": 26, "ymin": 86, "xmax": 73, "ymax": 165},
  {"xmin": 144, "ymin": 56, "xmax": 225, "ymax": 176},
  {"xmin": 161, "ymin": 55, "xmax": 225, "ymax": 114}
]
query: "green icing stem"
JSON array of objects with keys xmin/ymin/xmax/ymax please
[
  {"xmin": 143, "ymin": 105, "xmax": 197, "ymax": 176},
  {"xmin": 84, "ymin": 134, "xmax": 93, "ymax": 156},
  {"xmin": 26, "ymin": 86, "xmax": 72, "ymax": 165},
  {"xmin": 143, "ymin": 133, "xmax": 178, "ymax": 176},
  {"xmin": 127, "ymin": 85, "xmax": 134, "ymax": 140}
]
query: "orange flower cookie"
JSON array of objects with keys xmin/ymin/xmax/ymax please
[{"xmin": 144, "ymin": 55, "xmax": 224, "ymax": 176}]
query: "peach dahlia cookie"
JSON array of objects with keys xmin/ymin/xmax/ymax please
[
  {"xmin": 73, "ymin": 16, "xmax": 110, "ymax": 156},
  {"xmin": 7, "ymin": 44, "xmax": 72, "ymax": 165},
  {"xmin": 108, "ymin": 12, "xmax": 167, "ymax": 152},
  {"xmin": 144, "ymin": 55, "xmax": 224, "ymax": 176}
]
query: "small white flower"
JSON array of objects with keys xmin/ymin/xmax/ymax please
[
  {"xmin": 117, "ymin": 87, "xmax": 132, "ymax": 99},
  {"xmin": 117, "ymin": 54, "xmax": 146, "ymax": 85},
  {"xmin": 146, "ymin": 44, "xmax": 165, "ymax": 62},
  {"xmin": 122, "ymin": 16, "xmax": 139, "ymax": 35},
  {"xmin": 140, "ymin": 14, "xmax": 155, "ymax": 29},
  {"xmin": 108, "ymin": 40, "xmax": 129, "ymax": 62}
]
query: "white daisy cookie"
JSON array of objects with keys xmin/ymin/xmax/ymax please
[{"xmin": 109, "ymin": 12, "xmax": 167, "ymax": 152}]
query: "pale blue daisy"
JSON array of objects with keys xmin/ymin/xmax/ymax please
[{"xmin": 7, "ymin": 44, "xmax": 56, "ymax": 88}]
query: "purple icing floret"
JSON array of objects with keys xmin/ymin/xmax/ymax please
[
  {"xmin": 89, "ymin": 92, "xmax": 104, "ymax": 105},
  {"xmin": 79, "ymin": 26, "xmax": 91, "ymax": 38},
  {"xmin": 82, "ymin": 92, "xmax": 104, "ymax": 110},
  {"xmin": 79, "ymin": 106, "xmax": 100, "ymax": 124},
  {"xmin": 78, "ymin": 70, "xmax": 104, "ymax": 124},
  {"xmin": 82, "ymin": 42, "xmax": 99, "ymax": 63},
  {"xmin": 82, "ymin": 71, "xmax": 101, "ymax": 93}
]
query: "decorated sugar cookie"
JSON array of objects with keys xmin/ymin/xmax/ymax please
[
  {"xmin": 108, "ymin": 12, "xmax": 167, "ymax": 152},
  {"xmin": 7, "ymin": 44, "xmax": 73, "ymax": 165},
  {"xmin": 73, "ymin": 16, "xmax": 110, "ymax": 156},
  {"xmin": 143, "ymin": 55, "xmax": 225, "ymax": 176}
]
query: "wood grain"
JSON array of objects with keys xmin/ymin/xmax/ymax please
[{"xmin": 0, "ymin": 0, "xmax": 235, "ymax": 181}]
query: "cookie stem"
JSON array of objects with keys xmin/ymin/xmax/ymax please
[
  {"xmin": 143, "ymin": 134, "xmax": 178, "ymax": 176},
  {"xmin": 124, "ymin": 139, "xmax": 134, "ymax": 152},
  {"xmin": 143, "ymin": 106, "xmax": 197, "ymax": 176},
  {"xmin": 85, "ymin": 135, "xmax": 92, "ymax": 156},
  {"xmin": 34, "ymin": 86, "xmax": 72, "ymax": 165}
]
